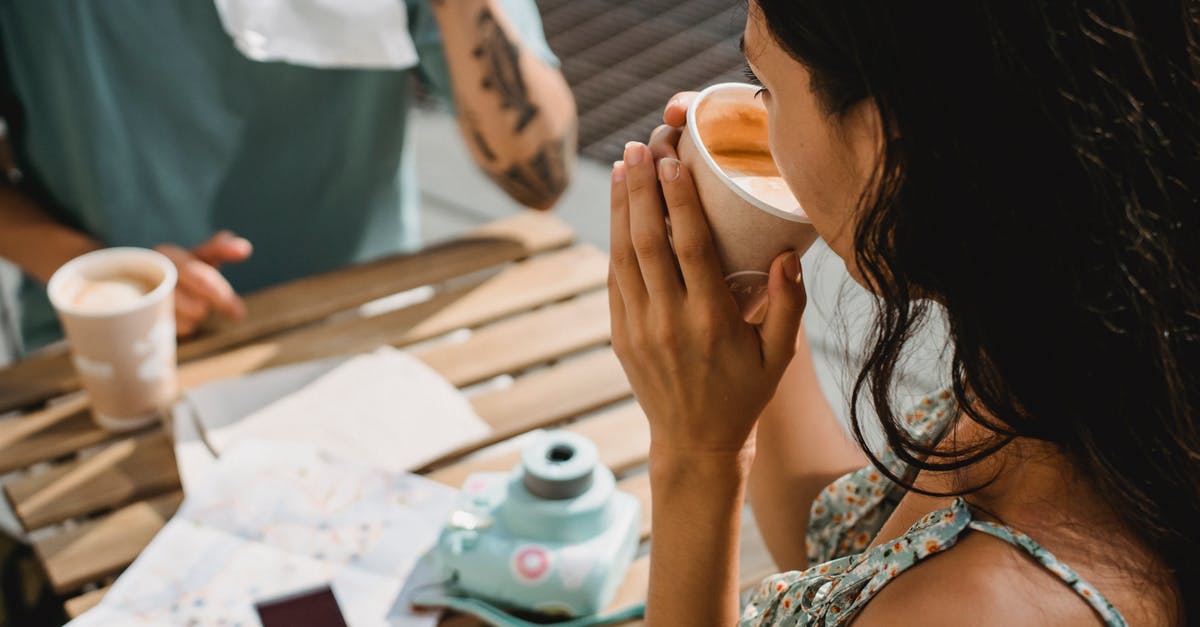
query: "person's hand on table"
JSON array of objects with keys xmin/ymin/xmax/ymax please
[
  {"xmin": 609, "ymin": 137, "xmax": 806, "ymax": 460},
  {"xmin": 155, "ymin": 231, "xmax": 252, "ymax": 337}
]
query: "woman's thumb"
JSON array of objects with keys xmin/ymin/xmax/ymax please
[{"xmin": 760, "ymin": 251, "xmax": 806, "ymax": 372}]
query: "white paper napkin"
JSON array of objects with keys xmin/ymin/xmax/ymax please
[{"xmin": 174, "ymin": 347, "xmax": 491, "ymax": 493}]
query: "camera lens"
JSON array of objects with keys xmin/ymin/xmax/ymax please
[
  {"xmin": 522, "ymin": 432, "xmax": 598, "ymax": 499},
  {"xmin": 547, "ymin": 444, "xmax": 575, "ymax": 463}
]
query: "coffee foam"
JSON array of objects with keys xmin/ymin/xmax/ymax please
[
  {"xmin": 70, "ymin": 276, "xmax": 156, "ymax": 314},
  {"xmin": 695, "ymin": 92, "xmax": 805, "ymax": 218}
]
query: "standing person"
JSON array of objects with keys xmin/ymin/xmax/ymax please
[
  {"xmin": 0, "ymin": 0, "xmax": 575, "ymax": 352},
  {"xmin": 611, "ymin": 1, "xmax": 1197, "ymax": 624}
]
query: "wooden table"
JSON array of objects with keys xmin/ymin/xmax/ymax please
[{"xmin": 0, "ymin": 211, "xmax": 774, "ymax": 623}]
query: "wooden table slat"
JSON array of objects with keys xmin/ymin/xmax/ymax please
[
  {"xmin": 7, "ymin": 346, "xmax": 631, "ymax": 534},
  {"xmin": 606, "ymin": 553, "xmax": 650, "ymax": 615},
  {"xmin": 416, "ymin": 289, "xmax": 610, "ymax": 387},
  {"xmin": 0, "ymin": 245, "xmax": 608, "ymax": 473},
  {"xmin": 0, "ymin": 211, "xmax": 574, "ymax": 414},
  {"xmin": 6, "ymin": 430, "xmax": 179, "ymax": 531},
  {"xmin": 427, "ymin": 401, "xmax": 647, "ymax": 487},
  {"xmin": 179, "ymin": 244, "xmax": 609, "ymax": 390},
  {"xmin": 179, "ymin": 211, "xmax": 575, "ymax": 361},
  {"xmin": 35, "ymin": 491, "xmax": 183, "ymax": 593},
  {"xmin": 622, "ymin": 472, "xmax": 652, "ymax": 540},
  {"xmin": 10, "ymin": 214, "xmax": 684, "ymax": 620},
  {"xmin": 0, "ymin": 396, "xmax": 118, "ymax": 475},
  {"xmin": 58, "ymin": 481, "xmax": 771, "ymax": 622},
  {"xmin": 37, "ymin": 398, "xmax": 646, "ymax": 598},
  {"xmin": 468, "ymin": 349, "xmax": 631, "ymax": 440},
  {"xmin": 36, "ymin": 473, "xmax": 650, "ymax": 600},
  {"xmin": 65, "ymin": 585, "xmax": 111, "ymax": 618}
]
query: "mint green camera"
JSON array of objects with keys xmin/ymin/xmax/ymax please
[{"xmin": 430, "ymin": 431, "xmax": 641, "ymax": 617}]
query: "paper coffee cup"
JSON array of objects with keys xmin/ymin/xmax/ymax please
[
  {"xmin": 677, "ymin": 82, "xmax": 819, "ymax": 319},
  {"xmin": 47, "ymin": 248, "xmax": 178, "ymax": 432}
]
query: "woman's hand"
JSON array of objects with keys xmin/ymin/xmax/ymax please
[
  {"xmin": 608, "ymin": 139, "xmax": 806, "ymax": 457},
  {"xmin": 645, "ymin": 91, "xmax": 697, "ymax": 163}
]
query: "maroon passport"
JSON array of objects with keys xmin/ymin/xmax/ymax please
[{"xmin": 255, "ymin": 585, "xmax": 349, "ymax": 627}]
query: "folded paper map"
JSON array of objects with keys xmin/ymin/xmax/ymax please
[{"xmin": 69, "ymin": 440, "xmax": 457, "ymax": 626}]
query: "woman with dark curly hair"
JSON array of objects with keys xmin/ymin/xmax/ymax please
[{"xmin": 609, "ymin": 1, "xmax": 1198, "ymax": 624}]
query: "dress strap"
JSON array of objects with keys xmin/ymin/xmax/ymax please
[{"xmin": 967, "ymin": 521, "xmax": 1128, "ymax": 627}]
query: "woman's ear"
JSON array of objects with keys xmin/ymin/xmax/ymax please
[{"xmin": 843, "ymin": 99, "xmax": 887, "ymax": 182}]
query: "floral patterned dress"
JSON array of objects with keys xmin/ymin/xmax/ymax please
[{"xmin": 739, "ymin": 390, "xmax": 1128, "ymax": 626}]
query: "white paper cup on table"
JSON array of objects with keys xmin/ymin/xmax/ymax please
[
  {"xmin": 676, "ymin": 82, "xmax": 819, "ymax": 321},
  {"xmin": 47, "ymin": 248, "xmax": 178, "ymax": 432}
]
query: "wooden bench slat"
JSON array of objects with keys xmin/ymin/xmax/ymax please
[
  {"xmin": 65, "ymin": 585, "xmax": 111, "ymax": 618},
  {"xmin": 5, "ymin": 430, "xmax": 180, "ymax": 531},
  {"xmin": 35, "ymin": 491, "xmax": 183, "ymax": 594},
  {"xmin": 0, "ymin": 211, "xmax": 574, "ymax": 414},
  {"xmin": 0, "ymin": 245, "xmax": 607, "ymax": 474}
]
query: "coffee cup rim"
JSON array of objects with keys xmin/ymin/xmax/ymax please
[
  {"xmin": 47, "ymin": 247, "xmax": 178, "ymax": 319},
  {"xmin": 685, "ymin": 82, "xmax": 811, "ymax": 224}
]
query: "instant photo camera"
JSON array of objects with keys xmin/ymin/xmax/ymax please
[{"xmin": 430, "ymin": 432, "xmax": 640, "ymax": 617}]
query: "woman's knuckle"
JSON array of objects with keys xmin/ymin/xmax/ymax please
[
  {"xmin": 674, "ymin": 238, "xmax": 710, "ymax": 263},
  {"xmin": 652, "ymin": 312, "xmax": 681, "ymax": 347},
  {"xmin": 610, "ymin": 249, "xmax": 637, "ymax": 269},
  {"xmin": 632, "ymin": 235, "xmax": 664, "ymax": 258}
]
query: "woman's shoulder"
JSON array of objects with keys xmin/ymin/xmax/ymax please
[{"xmin": 850, "ymin": 530, "xmax": 1120, "ymax": 626}]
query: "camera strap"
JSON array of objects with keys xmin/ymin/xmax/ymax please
[{"xmin": 411, "ymin": 591, "xmax": 645, "ymax": 627}]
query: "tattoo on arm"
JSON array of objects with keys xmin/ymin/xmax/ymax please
[
  {"xmin": 472, "ymin": 8, "xmax": 540, "ymax": 133},
  {"xmin": 463, "ymin": 112, "xmax": 498, "ymax": 163},
  {"xmin": 482, "ymin": 123, "xmax": 576, "ymax": 208}
]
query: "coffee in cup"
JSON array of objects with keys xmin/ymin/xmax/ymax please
[
  {"xmin": 676, "ymin": 83, "xmax": 817, "ymax": 320},
  {"xmin": 48, "ymin": 248, "xmax": 179, "ymax": 432},
  {"xmin": 70, "ymin": 276, "xmax": 159, "ymax": 313}
]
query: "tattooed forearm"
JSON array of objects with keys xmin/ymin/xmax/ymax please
[
  {"xmin": 484, "ymin": 125, "xmax": 576, "ymax": 209},
  {"xmin": 472, "ymin": 8, "xmax": 540, "ymax": 134},
  {"xmin": 463, "ymin": 112, "xmax": 499, "ymax": 163}
]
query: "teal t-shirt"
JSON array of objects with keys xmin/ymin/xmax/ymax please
[{"xmin": 0, "ymin": 0, "xmax": 556, "ymax": 352}]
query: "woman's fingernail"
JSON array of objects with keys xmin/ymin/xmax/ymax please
[
  {"xmin": 784, "ymin": 250, "xmax": 800, "ymax": 280},
  {"xmin": 658, "ymin": 158, "xmax": 681, "ymax": 182},
  {"xmin": 624, "ymin": 142, "xmax": 644, "ymax": 165},
  {"xmin": 612, "ymin": 161, "xmax": 626, "ymax": 183}
]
